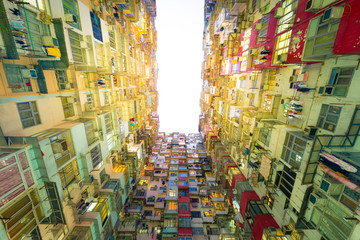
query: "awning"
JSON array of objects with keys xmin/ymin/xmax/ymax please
[
  {"xmin": 252, "ymin": 214, "xmax": 279, "ymax": 240},
  {"xmin": 178, "ymin": 227, "xmax": 193, "ymax": 236},
  {"xmin": 240, "ymin": 191, "xmax": 260, "ymax": 217}
]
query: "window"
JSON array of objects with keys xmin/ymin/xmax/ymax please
[
  {"xmin": 63, "ymin": 0, "xmax": 81, "ymax": 29},
  {"xmin": 27, "ymin": 0, "xmax": 45, "ymax": 10},
  {"xmin": 178, "ymin": 217, "xmax": 191, "ymax": 228},
  {"xmin": 193, "ymin": 227, "xmax": 204, "ymax": 235},
  {"xmin": 17, "ymin": 101, "xmax": 41, "ymax": 128},
  {"xmin": 275, "ymin": 165, "xmax": 296, "ymax": 199},
  {"xmin": 322, "ymin": 67, "xmax": 355, "ymax": 97},
  {"xmin": 191, "ymin": 211, "xmax": 201, "ymax": 218},
  {"xmin": 95, "ymin": 43, "xmax": 105, "ymax": 66},
  {"xmin": 4, "ymin": 65, "xmax": 32, "ymax": 93},
  {"xmin": 87, "ymin": 94, "xmax": 95, "ymax": 108},
  {"xmin": 56, "ymin": 70, "xmax": 71, "ymax": 90},
  {"xmin": 272, "ymin": 31, "xmax": 292, "ymax": 64},
  {"xmin": 169, "ymin": 190, "xmax": 176, "ymax": 197},
  {"xmin": 277, "ymin": 0, "xmax": 298, "ymax": 34},
  {"xmin": 109, "ymin": 27, "xmax": 116, "ymax": 49},
  {"xmin": 104, "ymin": 113, "xmax": 113, "ymax": 134},
  {"xmin": 317, "ymin": 104, "xmax": 342, "ymax": 132},
  {"xmin": 179, "ymin": 202, "xmax": 189, "ymax": 211},
  {"xmin": 61, "ymin": 97, "xmax": 75, "ymax": 118},
  {"xmin": 90, "ymin": 11, "xmax": 102, "ymax": 41},
  {"xmin": 281, "ymin": 132, "xmax": 308, "ymax": 169},
  {"xmin": 258, "ymin": 127, "xmax": 272, "ymax": 146},
  {"xmin": 304, "ymin": 15, "xmax": 340, "ymax": 59},
  {"xmin": 166, "ymin": 201, "xmax": 177, "ymax": 211},
  {"xmin": 100, "ymin": 169, "xmax": 106, "ymax": 184},
  {"xmin": 164, "ymin": 218, "xmax": 177, "ymax": 227},
  {"xmin": 91, "ymin": 144, "xmax": 102, "ymax": 169},
  {"xmin": 257, "ymin": 14, "xmax": 270, "ymax": 43},
  {"xmin": 0, "ymin": 151, "xmax": 34, "ymax": 207},
  {"xmin": 59, "ymin": 159, "xmax": 79, "ymax": 188},
  {"xmin": 68, "ymin": 30, "xmax": 86, "ymax": 63}
]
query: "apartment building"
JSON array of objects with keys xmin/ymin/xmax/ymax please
[
  {"xmin": 199, "ymin": 0, "xmax": 360, "ymax": 240},
  {"xmin": 0, "ymin": 0, "xmax": 158, "ymax": 239}
]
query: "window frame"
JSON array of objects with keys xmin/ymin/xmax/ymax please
[
  {"xmin": 281, "ymin": 131, "xmax": 307, "ymax": 169},
  {"xmin": 303, "ymin": 15, "xmax": 340, "ymax": 59},
  {"xmin": 68, "ymin": 29, "xmax": 87, "ymax": 64},
  {"xmin": 316, "ymin": 104, "xmax": 342, "ymax": 132},
  {"xmin": 17, "ymin": 101, "xmax": 41, "ymax": 128},
  {"xmin": 4, "ymin": 65, "xmax": 32, "ymax": 93},
  {"xmin": 61, "ymin": 97, "xmax": 75, "ymax": 118},
  {"xmin": 323, "ymin": 67, "xmax": 355, "ymax": 97},
  {"xmin": 63, "ymin": 0, "xmax": 81, "ymax": 30}
]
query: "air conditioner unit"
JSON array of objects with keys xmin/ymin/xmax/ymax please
[
  {"xmin": 42, "ymin": 36, "xmax": 58, "ymax": 46},
  {"xmin": 249, "ymin": 48, "xmax": 258, "ymax": 55},
  {"xmin": 80, "ymin": 41, "xmax": 90, "ymax": 49},
  {"xmin": 309, "ymin": 192, "xmax": 326, "ymax": 206},
  {"xmin": 289, "ymin": 75, "xmax": 298, "ymax": 82},
  {"xmin": 305, "ymin": 0, "xmax": 322, "ymax": 12},
  {"xmin": 323, "ymin": 7, "xmax": 344, "ymax": 21},
  {"xmin": 67, "ymin": 97, "xmax": 76, "ymax": 103},
  {"xmin": 274, "ymin": 8, "xmax": 285, "ymax": 18},
  {"xmin": 304, "ymin": 126, "xmax": 317, "ymax": 136},
  {"xmin": 65, "ymin": 83, "xmax": 73, "ymax": 89},
  {"xmin": 21, "ymin": 69, "xmax": 37, "ymax": 78},
  {"xmin": 64, "ymin": 14, "xmax": 77, "ymax": 23},
  {"xmin": 254, "ymin": 23, "xmax": 263, "ymax": 30},
  {"xmin": 85, "ymin": 103, "xmax": 94, "ymax": 111},
  {"xmin": 52, "ymin": 140, "xmax": 68, "ymax": 153},
  {"xmin": 320, "ymin": 178, "xmax": 343, "ymax": 195}
]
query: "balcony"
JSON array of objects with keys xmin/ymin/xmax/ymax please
[
  {"xmin": 155, "ymin": 197, "xmax": 165, "ymax": 209},
  {"xmin": 128, "ymin": 203, "xmax": 141, "ymax": 213},
  {"xmin": 118, "ymin": 219, "xmax": 137, "ymax": 232},
  {"xmin": 165, "ymin": 201, "xmax": 178, "ymax": 214},
  {"xmin": 202, "ymin": 210, "xmax": 214, "ymax": 223},
  {"xmin": 214, "ymin": 202, "xmax": 228, "ymax": 215},
  {"xmin": 134, "ymin": 189, "xmax": 146, "ymax": 199},
  {"xmin": 210, "ymin": 190, "xmax": 225, "ymax": 202}
]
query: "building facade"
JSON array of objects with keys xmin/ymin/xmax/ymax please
[
  {"xmin": 199, "ymin": 0, "xmax": 360, "ymax": 240},
  {"xmin": 0, "ymin": 0, "xmax": 159, "ymax": 239}
]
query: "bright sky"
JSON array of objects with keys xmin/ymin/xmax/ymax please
[{"xmin": 156, "ymin": 0, "xmax": 204, "ymax": 134}]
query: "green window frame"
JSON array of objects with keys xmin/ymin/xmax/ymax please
[
  {"xmin": 17, "ymin": 101, "xmax": 41, "ymax": 128},
  {"xmin": 281, "ymin": 131, "xmax": 307, "ymax": 169},
  {"xmin": 61, "ymin": 97, "xmax": 75, "ymax": 118},
  {"xmin": 68, "ymin": 30, "xmax": 87, "ymax": 64},
  {"xmin": 63, "ymin": 0, "xmax": 81, "ymax": 29},
  {"xmin": 277, "ymin": 0, "xmax": 298, "ymax": 34},
  {"xmin": 4, "ymin": 65, "xmax": 32, "ymax": 93},
  {"xmin": 56, "ymin": 70, "xmax": 71, "ymax": 90},
  {"xmin": 304, "ymin": 15, "xmax": 340, "ymax": 59},
  {"xmin": 323, "ymin": 67, "xmax": 355, "ymax": 97},
  {"xmin": 26, "ymin": 9, "xmax": 51, "ymax": 57},
  {"xmin": 257, "ymin": 14, "xmax": 270, "ymax": 43},
  {"xmin": 317, "ymin": 104, "xmax": 341, "ymax": 132},
  {"xmin": 258, "ymin": 127, "xmax": 272, "ymax": 147}
]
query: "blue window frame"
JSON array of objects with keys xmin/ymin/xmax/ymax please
[
  {"xmin": 17, "ymin": 101, "xmax": 41, "ymax": 128},
  {"xmin": 63, "ymin": 0, "xmax": 81, "ymax": 29},
  {"xmin": 90, "ymin": 11, "xmax": 102, "ymax": 42}
]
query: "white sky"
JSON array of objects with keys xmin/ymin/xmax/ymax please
[{"xmin": 155, "ymin": 0, "xmax": 204, "ymax": 134}]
